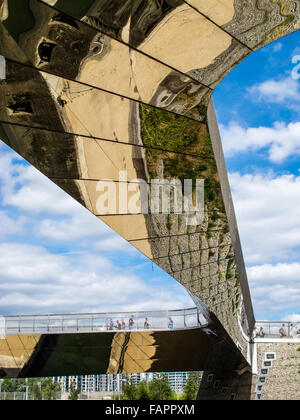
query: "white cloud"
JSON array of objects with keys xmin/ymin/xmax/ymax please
[
  {"xmin": 93, "ymin": 236, "xmax": 136, "ymax": 253},
  {"xmin": 283, "ymin": 313, "xmax": 300, "ymax": 322},
  {"xmin": 247, "ymin": 263, "xmax": 300, "ymax": 318},
  {"xmin": 0, "ymin": 242, "xmax": 193, "ymax": 315},
  {"xmin": 0, "ymin": 210, "xmax": 27, "ymax": 238},
  {"xmin": 230, "ymin": 172, "xmax": 300, "ymax": 319},
  {"xmin": 248, "ymin": 76, "xmax": 300, "ymax": 104},
  {"xmin": 272, "ymin": 42, "xmax": 283, "ymax": 53},
  {"xmin": 219, "ymin": 77, "xmax": 300, "ymax": 162},
  {"xmin": 0, "ymin": 142, "xmax": 137, "ymax": 252},
  {"xmin": 2, "ymin": 165, "xmax": 80, "ymax": 216},
  {"xmin": 230, "ymin": 171, "xmax": 300, "ymax": 264},
  {"xmin": 220, "ymin": 120, "xmax": 300, "ymax": 162},
  {"xmin": 0, "ymin": 143, "xmax": 193, "ymax": 315}
]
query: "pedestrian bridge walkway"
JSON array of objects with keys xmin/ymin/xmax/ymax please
[
  {"xmin": 0, "ymin": 306, "xmax": 249, "ymax": 379},
  {"xmin": 1, "ymin": 307, "xmax": 209, "ymax": 336},
  {"xmin": 254, "ymin": 321, "xmax": 300, "ymax": 343}
]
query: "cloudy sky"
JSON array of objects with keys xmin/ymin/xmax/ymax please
[
  {"xmin": 214, "ymin": 30, "xmax": 300, "ymax": 322},
  {"xmin": 0, "ymin": 144, "xmax": 193, "ymax": 315},
  {"xmin": 0, "ymin": 31, "xmax": 300, "ymax": 323}
]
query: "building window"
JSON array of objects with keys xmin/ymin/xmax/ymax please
[
  {"xmin": 265, "ymin": 352, "xmax": 276, "ymax": 361},
  {"xmin": 260, "ymin": 368, "xmax": 269, "ymax": 376}
]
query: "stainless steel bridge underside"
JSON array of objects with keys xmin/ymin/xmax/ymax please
[
  {"xmin": 0, "ymin": 0, "xmax": 299, "ymax": 400},
  {"xmin": 0, "ymin": 310, "xmax": 248, "ymax": 380}
]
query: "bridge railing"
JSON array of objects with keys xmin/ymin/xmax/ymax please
[
  {"xmin": 255, "ymin": 321, "xmax": 300, "ymax": 339},
  {"xmin": 3, "ymin": 307, "xmax": 208, "ymax": 335}
]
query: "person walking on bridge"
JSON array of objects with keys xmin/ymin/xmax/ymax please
[
  {"xmin": 129, "ymin": 315, "xmax": 134, "ymax": 330},
  {"xmin": 279, "ymin": 324, "xmax": 287, "ymax": 338}
]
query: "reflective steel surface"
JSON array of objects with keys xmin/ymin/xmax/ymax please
[
  {"xmin": 0, "ymin": 0, "xmax": 299, "ymax": 388},
  {"xmin": 0, "ymin": 309, "xmax": 248, "ymax": 379}
]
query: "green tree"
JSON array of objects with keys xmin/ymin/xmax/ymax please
[
  {"xmin": 1, "ymin": 378, "xmax": 26, "ymax": 392},
  {"xmin": 68, "ymin": 381, "xmax": 81, "ymax": 400},
  {"xmin": 28, "ymin": 381, "xmax": 42, "ymax": 400},
  {"xmin": 41, "ymin": 378, "xmax": 61, "ymax": 400},
  {"xmin": 183, "ymin": 372, "xmax": 202, "ymax": 400},
  {"xmin": 121, "ymin": 376, "xmax": 138, "ymax": 400},
  {"xmin": 137, "ymin": 380, "xmax": 150, "ymax": 400},
  {"xmin": 148, "ymin": 375, "xmax": 175, "ymax": 400}
]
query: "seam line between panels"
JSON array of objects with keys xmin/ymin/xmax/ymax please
[
  {"xmin": 0, "ymin": 119, "xmax": 217, "ymax": 160},
  {"xmin": 94, "ymin": 211, "xmax": 222, "ymax": 217},
  {"xmin": 5, "ymin": 58, "xmax": 209, "ymax": 124},
  {"xmin": 50, "ymin": 176, "xmax": 223, "ymax": 190},
  {"xmin": 181, "ymin": 271, "xmax": 226, "ymax": 284},
  {"xmin": 181, "ymin": 0, "xmax": 254, "ymax": 53},
  {"xmin": 169, "ymin": 256, "xmax": 234, "ymax": 275},
  {"xmin": 126, "ymin": 229, "xmax": 226, "ymax": 242},
  {"xmin": 35, "ymin": 0, "xmax": 213, "ymax": 89},
  {"xmin": 6, "ymin": 58, "xmax": 202, "ymax": 121},
  {"xmin": 152, "ymin": 244, "xmax": 234, "ymax": 261}
]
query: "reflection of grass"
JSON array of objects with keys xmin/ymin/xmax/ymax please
[
  {"xmin": 140, "ymin": 104, "xmax": 225, "ymax": 212},
  {"xmin": 140, "ymin": 104, "xmax": 202, "ymax": 152},
  {"xmin": 3, "ymin": 0, "xmax": 35, "ymax": 41},
  {"xmin": 56, "ymin": 0, "xmax": 95, "ymax": 18}
]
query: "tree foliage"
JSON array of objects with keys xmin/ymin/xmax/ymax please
[
  {"xmin": 148, "ymin": 375, "xmax": 175, "ymax": 400},
  {"xmin": 121, "ymin": 376, "xmax": 138, "ymax": 400},
  {"xmin": 0, "ymin": 377, "xmax": 61, "ymax": 400},
  {"xmin": 1, "ymin": 378, "xmax": 26, "ymax": 392},
  {"xmin": 183, "ymin": 372, "xmax": 202, "ymax": 400},
  {"xmin": 68, "ymin": 381, "xmax": 81, "ymax": 400},
  {"xmin": 137, "ymin": 380, "xmax": 150, "ymax": 400}
]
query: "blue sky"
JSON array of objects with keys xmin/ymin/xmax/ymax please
[
  {"xmin": 0, "ymin": 32, "xmax": 300, "ymax": 322},
  {"xmin": 0, "ymin": 145, "xmax": 193, "ymax": 315},
  {"xmin": 214, "ymin": 31, "xmax": 300, "ymax": 321}
]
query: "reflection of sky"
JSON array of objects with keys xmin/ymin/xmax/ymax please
[
  {"xmin": 0, "ymin": 141, "xmax": 194, "ymax": 315},
  {"xmin": 0, "ymin": 33, "xmax": 300, "ymax": 323},
  {"xmin": 214, "ymin": 31, "xmax": 300, "ymax": 321}
]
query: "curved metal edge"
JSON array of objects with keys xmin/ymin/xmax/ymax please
[{"xmin": 207, "ymin": 98, "xmax": 255, "ymax": 333}]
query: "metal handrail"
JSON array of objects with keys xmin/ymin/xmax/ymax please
[
  {"xmin": 255, "ymin": 320, "xmax": 300, "ymax": 338},
  {"xmin": 4, "ymin": 306, "xmax": 198, "ymax": 319},
  {"xmin": 2, "ymin": 307, "xmax": 207, "ymax": 335}
]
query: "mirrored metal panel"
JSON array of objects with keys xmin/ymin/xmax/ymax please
[
  {"xmin": 1, "ymin": 0, "xmax": 298, "ymax": 372},
  {"xmin": 0, "ymin": 310, "xmax": 248, "ymax": 378},
  {"xmin": 185, "ymin": 0, "xmax": 300, "ymax": 50},
  {"xmin": 0, "ymin": 0, "xmax": 211, "ymax": 120}
]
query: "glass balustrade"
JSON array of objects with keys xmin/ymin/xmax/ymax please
[{"xmin": 3, "ymin": 307, "xmax": 208, "ymax": 335}]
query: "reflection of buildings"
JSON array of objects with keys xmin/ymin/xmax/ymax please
[{"xmin": 54, "ymin": 372, "xmax": 192, "ymax": 394}]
